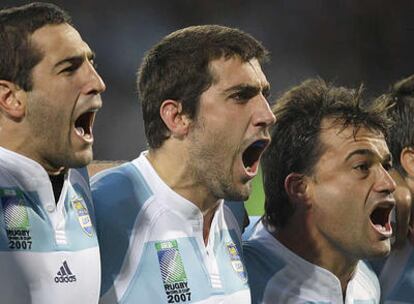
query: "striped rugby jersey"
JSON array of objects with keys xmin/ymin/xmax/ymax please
[
  {"xmin": 0, "ymin": 146, "xmax": 100, "ymax": 304},
  {"xmin": 91, "ymin": 151, "xmax": 250, "ymax": 304},
  {"xmin": 244, "ymin": 220, "xmax": 380, "ymax": 304}
]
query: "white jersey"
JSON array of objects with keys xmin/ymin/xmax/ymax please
[
  {"xmin": 377, "ymin": 242, "xmax": 414, "ymax": 303},
  {"xmin": 91, "ymin": 152, "xmax": 250, "ymax": 304},
  {"xmin": 243, "ymin": 221, "xmax": 380, "ymax": 304},
  {"xmin": 0, "ymin": 147, "xmax": 100, "ymax": 304}
]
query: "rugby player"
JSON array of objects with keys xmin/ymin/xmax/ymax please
[
  {"xmin": 91, "ymin": 25, "xmax": 275, "ymax": 303},
  {"xmin": 0, "ymin": 3, "xmax": 105, "ymax": 303},
  {"xmin": 244, "ymin": 78, "xmax": 395, "ymax": 303}
]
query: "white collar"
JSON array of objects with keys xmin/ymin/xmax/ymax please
[{"xmin": 132, "ymin": 151, "xmax": 224, "ymax": 232}]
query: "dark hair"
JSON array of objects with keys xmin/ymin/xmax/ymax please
[
  {"xmin": 262, "ymin": 78, "xmax": 392, "ymax": 228},
  {"xmin": 379, "ymin": 75, "xmax": 414, "ymax": 176},
  {"xmin": 0, "ymin": 2, "xmax": 71, "ymax": 91},
  {"xmin": 137, "ymin": 24, "xmax": 269, "ymax": 149}
]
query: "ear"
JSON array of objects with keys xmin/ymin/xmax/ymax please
[
  {"xmin": 159, "ymin": 99, "xmax": 190, "ymax": 138},
  {"xmin": 284, "ymin": 172, "xmax": 310, "ymax": 207},
  {"xmin": 0, "ymin": 80, "xmax": 26, "ymax": 120},
  {"xmin": 400, "ymin": 147, "xmax": 414, "ymax": 177}
]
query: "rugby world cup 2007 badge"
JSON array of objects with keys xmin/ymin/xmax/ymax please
[
  {"xmin": 0, "ymin": 188, "xmax": 33, "ymax": 250},
  {"xmin": 226, "ymin": 241, "xmax": 247, "ymax": 283},
  {"xmin": 71, "ymin": 197, "xmax": 93, "ymax": 237},
  {"xmin": 155, "ymin": 240, "xmax": 192, "ymax": 303}
]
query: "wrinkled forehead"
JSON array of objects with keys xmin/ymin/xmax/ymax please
[{"xmin": 319, "ymin": 118, "xmax": 389, "ymax": 157}]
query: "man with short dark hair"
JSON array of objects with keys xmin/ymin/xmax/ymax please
[
  {"xmin": 0, "ymin": 2, "xmax": 105, "ymax": 303},
  {"xmin": 244, "ymin": 78, "xmax": 395, "ymax": 303},
  {"xmin": 373, "ymin": 74, "xmax": 414, "ymax": 303},
  {"xmin": 92, "ymin": 25, "xmax": 275, "ymax": 303}
]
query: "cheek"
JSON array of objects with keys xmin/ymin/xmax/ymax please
[
  {"xmin": 312, "ymin": 179, "xmax": 356, "ymax": 215},
  {"xmin": 312, "ymin": 179, "xmax": 370, "ymax": 229}
]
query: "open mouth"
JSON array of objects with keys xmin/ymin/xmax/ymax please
[
  {"xmin": 242, "ymin": 139, "xmax": 269, "ymax": 175},
  {"xmin": 370, "ymin": 204, "xmax": 393, "ymax": 236},
  {"xmin": 74, "ymin": 111, "xmax": 96, "ymax": 141}
]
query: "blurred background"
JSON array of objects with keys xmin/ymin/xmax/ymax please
[{"xmin": 3, "ymin": 0, "xmax": 414, "ymax": 213}]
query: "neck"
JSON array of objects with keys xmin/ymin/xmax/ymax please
[
  {"xmin": 147, "ymin": 148, "xmax": 220, "ymax": 246},
  {"xmin": 147, "ymin": 148, "xmax": 219, "ymax": 211},
  {"xmin": 0, "ymin": 128, "xmax": 64, "ymax": 175},
  {"xmin": 270, "ymin": 217, "xmax": 358, "ymax": 295}
]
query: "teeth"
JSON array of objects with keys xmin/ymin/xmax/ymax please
[
  {"xmin": 374, "ymin": 224, "xmax": 391, "ymax": 234},
  {"xmin": 375, "ymin": 224, "xmax": 386, "ymax": 232},
  {"xmin": 76, "ymin": 127, "xmax": 85, "ymax": 136}
]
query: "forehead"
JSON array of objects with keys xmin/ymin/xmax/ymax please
[
  {"xmin": 29, "ymin": 23, "xmax": 91, "ymax": 65},
  {"xmin": 208, "ymin": 56, "xmax": 268, "ymax": 90},
  {"xmin": 318, "ymin": 118, "xmax": 389, "ymax": 160}
]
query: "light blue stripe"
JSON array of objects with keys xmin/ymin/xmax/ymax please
[
  {"xmin": 243, "ymin": 240, "xmax": 286, "ymax": 304},
  {"xmin": 91, "ymin": 162, "xmax": 153, "ymax": 295},
  {"xmin": 224, "ymin": 200, "xmax": 246, "ymax": 233}
]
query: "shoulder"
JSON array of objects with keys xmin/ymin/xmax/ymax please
[
  {"xmin": 243, "ymin": 237, "xmax": 286, "ymax": 275},
  {"xmin": 243, "ymin": 232, "xmax": 286, "ymax": 304},
  {"xmin": 91, "ymin": 162, "xmax": 153, "ymax": 210}
]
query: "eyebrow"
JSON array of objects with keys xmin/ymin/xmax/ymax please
[
  {"xmin": 53, "ymin": 51, "xmax": 96, "ymax": 69},
  {"xmin": 223, "ymin": 83, "xmax": 270, "ymax": 98},
  {"xmin": 345, "ymin": 148, "xmax": 392, "ymax": 164}
]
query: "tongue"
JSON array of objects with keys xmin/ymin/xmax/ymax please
[{"xmin": 374, "ymin": 223, "xmax": 391, "ymax": 233}]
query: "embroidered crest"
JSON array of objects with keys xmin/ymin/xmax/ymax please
[
  {"xmin": 155, "ymin": 240, "xmax": 192, "ymax": 302},
  {"xmin": 71, "ymin": 197, "xmax": 93, "ymax": 237},
  {"xmin": 0, "ymin": 189, "xmax": 32, "ymax": 250},
  {"xmin": 226, "ymin": 241, "xmax": 247, "ymax": 283}
]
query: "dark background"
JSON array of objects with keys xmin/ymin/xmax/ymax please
[{"xmin": 3, "ymin": 0, "xmax": 414, "ymax": 160}]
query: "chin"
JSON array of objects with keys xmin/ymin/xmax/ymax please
[
  {"xmin": 69, "ymin": 150, "xmax": 93, "ymax": 168},
  {"xmin": 224, "ymin": 185, "xmax": 251, "ymax": 201},
  {"xmin": 365, "ymin": 240, "xmax": 391, "ymax": 258}
]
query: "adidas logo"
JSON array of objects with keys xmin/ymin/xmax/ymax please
[{"xmin": 54, "ymin": 260, "xmax": 77, "ymax": 283}]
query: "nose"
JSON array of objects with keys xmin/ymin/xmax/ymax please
[
  {"xmin": 252, "ymin": 95, "xmax": 276, "ymax": 128},
  {"xmin": 81, "ymin": 61, "xmax": 106, "ymax": 95},
  {"xmin": 374, "ymin": 166, "xmax": 397, "ymax": 195}
]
